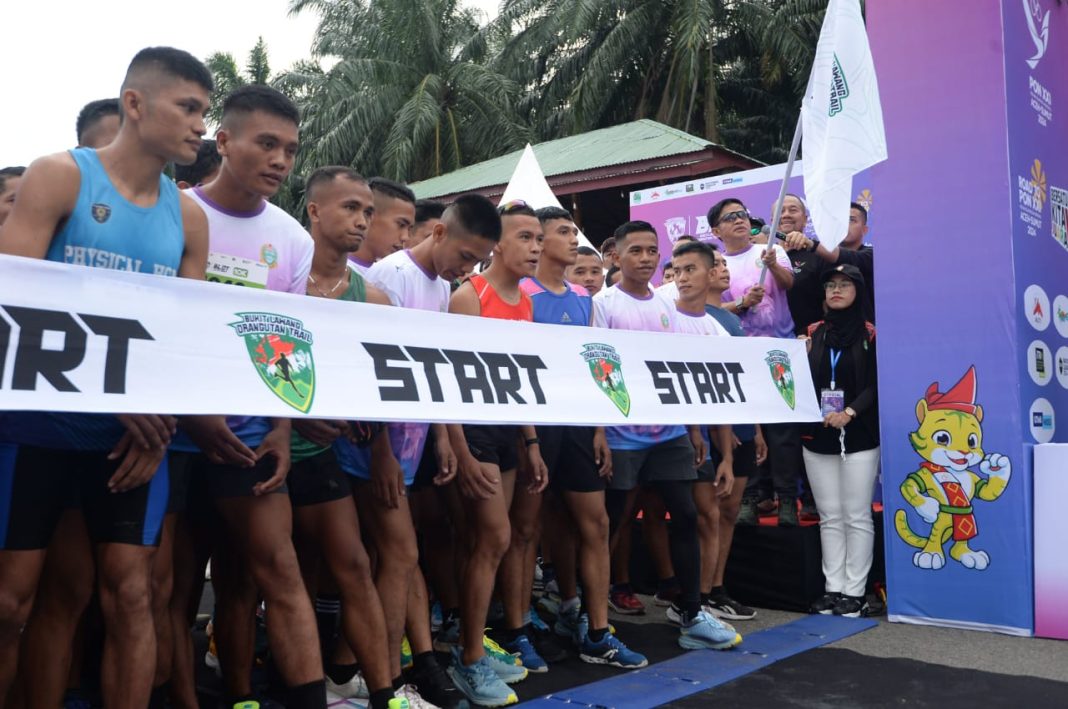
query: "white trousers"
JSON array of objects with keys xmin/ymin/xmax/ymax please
[{"xmin": 802, "ymin": 447, "xmax": 880, "ymax": 597}]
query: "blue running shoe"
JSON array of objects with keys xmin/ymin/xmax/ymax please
[
  {"xmin": 678, "ymin": 610, "xmax": 742, "ymax": 650},
  {"xmin": 579, "ymin": 631, "xmax": 648, "ymax": 669},
  {"xmin": 503, "ymin": 634, "xmax": 548, "ymax": 673},
  {"xmin": 479, "ymin": 639, "xmax": 528, "ymax": 684},
  {"xmin": 527, "ymin": 605, "xmax": 551, "ymax": 634},
  {"xmin": 446, "ymin": 650, "xmax": 518, "ymax": 707}
]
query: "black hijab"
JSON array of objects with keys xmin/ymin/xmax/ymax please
[{"xmin": 822, "ymin": 264, "xmax": 868, "ymax": 349}]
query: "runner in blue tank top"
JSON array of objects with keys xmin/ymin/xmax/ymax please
[
  {"xmin": 0, "ymin": 47, "xmax": 212, "ymax": 709},
  {"xmin": 521, "ymin": 206, "xmax": 648, "ymax": 671}
]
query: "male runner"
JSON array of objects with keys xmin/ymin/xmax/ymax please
[
  {"xmin": 410, "ymin": 199, "xmax": 445, "ymax": 247},
  {"xmin": 565, "ymin": 245, "xmax": 604, "ymax": 297},
  {"xmin": 443, "ymin": 200, "xmax": 546, "ymax": 706},
  {"xmin": 348, "ymin": 178, "xmax": 414, "ymax": 275},
  {"xmin": 0, "ymin": 47, "xmax": 212, "ymax": 709},
  {"xmin": 174, "ymin": 138, "xmax": 222, "ymax": 189},
  {"xmin": 661, "ymin": 241, "xmax": 740, "ymax": 625},
  {"xmin": 345, "ymin": 194, "xmax": 503, "ymax": 708},
  {"xmin": 520, "ymin": 206, "xmax": 647, "ymax": 670},
  {"xmin": 593, "ymin": 221, "xmax": 741, "ymax": 652},
  {"xmin": 284, "ymin": 166, "xmax": 410, "ymax": 709},
  {"xmin": 76, "ymin": 98, "xmax": 121, "ymax": 148},
  {"xmin": 170, "ymin": 85, "xmax": 326, "ymax": 709}
]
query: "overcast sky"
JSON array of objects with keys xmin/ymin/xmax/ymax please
[{"xmin": 0, "ymin": 0, "xmax": 500, "ymax": 167}]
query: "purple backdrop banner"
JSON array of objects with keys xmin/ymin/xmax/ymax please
[{"xmin": 870, "ymin": 0, "xmax": 1068, "ymax": 635}]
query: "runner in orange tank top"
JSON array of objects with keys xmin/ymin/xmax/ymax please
[
  {"xmin": 470, "ymin": 272, "xmax": 533, "ymax": 321},
  {"xmin": 446, "ymin": 200, "xmax": 553, "ymax": 695}
]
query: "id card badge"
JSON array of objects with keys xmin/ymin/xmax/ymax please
[
  {"xmin": 821, "ymin": 389, "xmax": 845, "ymax": 415},
  {"xmin": 206, "ymin": 252, "xmax": 270, "ymax": 289}
]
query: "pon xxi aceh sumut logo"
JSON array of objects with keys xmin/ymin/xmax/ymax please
[
  {"xmin": 230, "ymin": 312, "xmax": 315, "ymax": 413},
  {"xmin": 582, "ymin": 343, "xmax": 630, "ymax": 416}
]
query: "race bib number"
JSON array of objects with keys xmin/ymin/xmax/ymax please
[
  {"xmin": 820, "ymin": 388, "xmax": 845, "ymax": 415},
  {"xmin": 206, "ymin": 252, "xmax": 269, "ymax": 289}
]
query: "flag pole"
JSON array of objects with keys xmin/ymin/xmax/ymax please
[{"xmin": 758, "ymin": 112, "xmax": 803, "ymax": 286}]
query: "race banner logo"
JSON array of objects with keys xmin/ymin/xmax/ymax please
[
  {"xmin": 765, "ymin": 350, "xmax": 796, "ymax": 410},
  {"xmin": 828, "ymin": 54, "xmax": 849, "ymax": 117},
  {"xmin": 230, "ymin": 312, "xmax": 315, "ymax": 413},
  {"xmin": 581, "ymin": 343, "xmax": 630, "ymax": 416},
  {"xmin": 1024, "ymin": 0, "xmax": 1050, "ymax": 69}
]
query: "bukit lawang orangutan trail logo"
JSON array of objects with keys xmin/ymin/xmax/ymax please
[
  {"xmin": 828, "ymin": 54, "xmax": 850, "ymax": 117},
  {"xmin": 765, "ymin": 350, "xmax": 796, "ymax": 410},
  {"xmin": 230, "ymin": 312, "xmax": 315, "ymax": 413},
  {"xmin": 582, "ymin": 343, "xmax": 630, "ymax": 416}
]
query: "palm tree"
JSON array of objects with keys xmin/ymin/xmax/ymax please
[
  {"xmin": 205, "ymin": 37, "xmax": 274, "ymax": 126},
  {"xmin": 492, "ymin": 0, "xmax": 828, "ymax": 151},
  {"xmin": 282, "ymin": 0, "xmax": 530, "ymax": 182}
]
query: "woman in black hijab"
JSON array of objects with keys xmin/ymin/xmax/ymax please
[{"xmin": 802, "ymin": 264, "xmax": 879, "ymax": 619}]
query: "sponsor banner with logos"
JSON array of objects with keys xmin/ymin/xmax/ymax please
[
  {"xmin": 628, "ymin": 161, "xmax": 874, "ymax": 286},
  {"xmin": 0, "ymin": 255, "xmax": 819, "ymax": 426}
]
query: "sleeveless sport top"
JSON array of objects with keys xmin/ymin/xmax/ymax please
[
  {"xmin": 290, "ymin": 269, "xmax": 369, "ymax": 462},
  {"xmin": 470, "ymin": 274, "xmax": 532, "ymax": 321},
  {"xmin": 47, "ymin": 148, "xmax": 184, "ymax": 276}
]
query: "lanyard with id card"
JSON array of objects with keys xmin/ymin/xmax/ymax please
[{"xmin": 820, "ymin": 348, "xmax": 845, "ymax": 415}]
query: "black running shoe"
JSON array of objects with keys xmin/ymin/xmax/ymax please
[
  {"xmin": 809, "ymin": 592, "xmax": 841, "ymax": 615},
  {"xmin": 406, "ymin": 656, "xmax": 469, "ymax": 709},
  {"xmin": 832, "ymin": 595, "xmax": 870, "ymax": 618},
  {"xmin": 530, "ymin": 623, "xmax": 568, "ymax": 664},
  {"xmin": 704, "ymin": 592, "xmax": 756, "ymax": 621}
]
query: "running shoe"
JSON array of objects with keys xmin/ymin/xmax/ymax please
[
  {"xmin": 736, "ymin": 498, "xmax": 759, "ymax": 526},
  {"xmin": 446, "ymin": 652, "xmax": 518, "ymax": 708},
  {"xmin": 527, "ymin": 604, "xmax": 551, "ymax": 634},
  {"xmin": 503, "ymin": 634, "xmax": 548, "ymax": 673},
  {"xmin": 396, "ymin": 684, "xmax": 441, "ymax": 709},
  {"xmin": 481, "ymin": 637, "xmax": 528, "ymax": 683},
  {"xmin": 666, "ymin": 603, "xmax": 738, "ymax": 634},
  {"xmin": 809, "ymin": 592, "xmax": 842, "ymax": 615},
  {"xmin": 579, "ymin": 631, "xmax": 648, "ymax": 669},
  {"xmin": 326, "ymin": 671, "xmax": 370, "ymax": 699},
  {"xmin": 388, "ymin": 698, "xmax": 413, "ymax": 709},
  {"xmin": 653, "ymin": 585, "xmax": 680, "ymax": 608},
  {"xmin": 434, "ymin": 614, "xmax": 460, "ymax": 652},
  {"xmin": 205, "ymin": 635, "xmax": 221, "ymax": 677},
  {"xmin": 704, "ymin": 592, "xmax": 757, "ymax": 621},
  {"xmin": 405, "ymin": 655, "xmax": 468, "ymax": 709},
  {"xmin": 608, "ymin": 585, "xmax": 645, "ymax": 615},
  {"xmin": 832, "ymin": 595, "xmax": 870, "ymax": 618},
  {"xmin": 430, "ymin": 602, "xmax": 444, "ymax": 634},
  {"xmin": 678, "ymin": 611, "xmax": 742, "ymax": 651},
  {"xmin": 553, "ymin": 604, "xmax": 581, "ymax": 644},
  {"xmin": 401, "ymin": 635, "xmax": 413, "ymax": 670}
]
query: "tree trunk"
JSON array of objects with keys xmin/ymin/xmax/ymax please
[{"xmin": 704, "ymin": 42, "xmax": 719, "ymax": 142}]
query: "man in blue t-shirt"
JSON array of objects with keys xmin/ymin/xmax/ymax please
[{"xmin": 520, "ymin": 206, "xmax": 648, "ymax": 670}]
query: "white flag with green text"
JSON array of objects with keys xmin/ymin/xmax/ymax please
[{"xmin": 801, "ymin": 0, "xmax": 887, "ymax": 248}]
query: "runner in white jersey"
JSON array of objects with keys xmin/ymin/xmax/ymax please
[
  {"xmin": 167, "ymin": 86, "xmax": 326, "ymax": 709},
  {"xmin": 351, "ymin": 195, "xmax": 499, "ymax": 708},
  {"xmin": 592, "ymin": 221, "xmax": 741, "ymax": 653},
  {"xmin": 348, "ymin": 178, "xmax": 414, "ymax": 276}
]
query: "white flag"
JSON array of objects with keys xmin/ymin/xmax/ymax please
[
  {"xmin": 500, "ymin": 145, "xmax": 595, "ymax": 249},
  {"xmin": 801, "ymin": 0, "xmax": 887, "ymax": 249}
]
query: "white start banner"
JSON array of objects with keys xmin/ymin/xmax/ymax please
[{"xmin": 0, "ymin": 256, "xmax": 820, "ymax": 426}]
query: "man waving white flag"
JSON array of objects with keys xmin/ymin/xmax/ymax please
[{"xmin": 802, "ymin": 0, "xmax": 887, "ymax": 249}]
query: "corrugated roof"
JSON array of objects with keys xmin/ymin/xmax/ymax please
[{"xmin": 410, "ymin": 119, "xmax": 720, "ymax": 199}]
